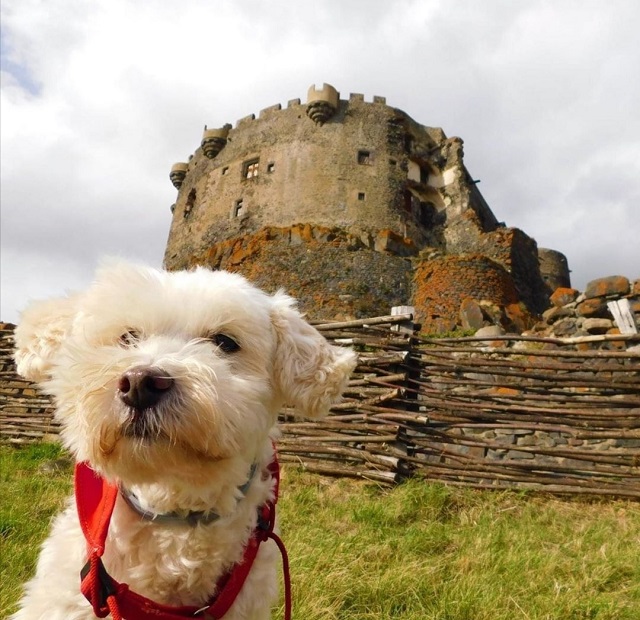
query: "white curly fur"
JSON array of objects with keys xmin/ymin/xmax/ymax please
[{"xmin": 11, "ymin": 262, "xmax": 357, "ymax": 620}]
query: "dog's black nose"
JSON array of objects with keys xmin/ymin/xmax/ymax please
[{"xmin": 118, "ymin": 367, "xmax": 174, "ymax": 410}]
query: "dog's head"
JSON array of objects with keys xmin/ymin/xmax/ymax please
[{"xmin": 14, "ymin": 262, "xmax": 356, "ymax": 485}]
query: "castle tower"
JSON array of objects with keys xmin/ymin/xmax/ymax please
[
  {"xmin": 538, "ymin": 248, "xmax": 571, "ymax": 292},
  {"xmin": 164, "ymin": 84, "xmax": 563, "ymax": 323}
]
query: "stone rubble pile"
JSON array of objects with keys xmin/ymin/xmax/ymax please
[
  {"xmin": 527, "ymin": 275, "xmax": 639, "ymax": 346},
  {"xmin": 467, "ymin": 275, "xmax": 640, "ymax": 348}
]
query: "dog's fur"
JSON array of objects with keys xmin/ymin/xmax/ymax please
[{"xmin": 11, "ymin": 262, "xmax": 357, "ymax": 620}]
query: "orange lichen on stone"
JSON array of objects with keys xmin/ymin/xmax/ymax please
[
  {"xmin": 584, "ymin": 276, "xmax": 630, "ymax": 299},
  {"xmin": 491, "ymin": 387, "xmax": 521, "ymax": 396},
  {"xmin": 550, "ymin": 287, "xmax": 580, "ymax": 307},
  {"xmin": 413, "ymin": 253, "xmax": 534, "ymax": 333},
  {"xmin": 187, "ymin": 224, "xmax": 412, "ymax": 320}
]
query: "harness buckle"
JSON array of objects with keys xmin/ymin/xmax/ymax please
[
  {"xmin": 80, "ymin": 555, "xmax": 117, "ymax": 615},
  {"xmin": 257, "ymin": 502, "xmax": 274, "ymax": 534}
]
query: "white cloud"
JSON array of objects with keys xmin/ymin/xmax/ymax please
[{"xmin": 1, "ymin": 0, "xmax": 639, "ymax": 322}]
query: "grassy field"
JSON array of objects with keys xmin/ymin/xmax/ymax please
[{"xmin": 1, "ymin": 443, "xmax": 639, "ymax": 619}]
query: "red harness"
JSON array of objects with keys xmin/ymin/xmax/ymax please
[{"xmin": 75, "ymin": 456, "xmax": 291, "ymax": 620}]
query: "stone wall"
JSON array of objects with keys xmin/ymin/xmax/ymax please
[
  {"xmin": 412, "ymin": 252, "xmax": 533, "ymax": 334},
  {"xmin": 443, "ymin": 209, "xmax": 553, "ymax": 315},
  {"xmin": 187, "ymin": 224, "xmax": 413, "ymax": 319},
  {"xmin": 0, "ymin": 323, "xmax": 58, "ymax": 443}
]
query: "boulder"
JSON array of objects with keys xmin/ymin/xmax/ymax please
[
  {"xmin": 460, "ymin": 298, "xmax": 485, "ymax": 330},
  {"xmin": 582, "ymin": 318, "xmax": 613, "ymax": 334},
  {"xmin": 550, "ymin": 287, "xmax": 580, "ymax": 307},
  {"xmin": 576, "ymin": 297, "xmax": 610, "ymax": 318},
  {"xmin": 584, "ymin": 276, "xmax": 630, "ymax": 299}
]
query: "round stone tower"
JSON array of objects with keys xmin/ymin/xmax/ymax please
[
  {"xmin": 163, "ymin": 84, "xmax": 564, "ymax": 322},
  {"xmin": 538, "ymin": 248, "xmax": 571, "ymax": 293}
]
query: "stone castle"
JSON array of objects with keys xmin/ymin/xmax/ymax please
[{"xmin": 164, "ymin": 83, "xmax": 570, "ymax": 331}]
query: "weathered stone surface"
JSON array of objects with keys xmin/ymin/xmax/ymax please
[
  {"xmin": 475, "ymin": 325, "xmax": 505, "ymax": 338},
  {"xmin": 550, "ymin": 287, "xmax": 580, "ymax": 307},
  {"xmin": 506, "ymin": 450, "xmax": 535, "ymax": 460},
  {"xmin": 582, "ymin": 318, "xmax": 613, "ymax": 334},
  {"xmin": 576, "ymin": 297, "xmax": 610, "ymax": 318},
  {"xmin": 460, "ymin": 298, "xmax": 484, "ymax": 330},
  {"xmin": 584, "ymin": 276, "xmax": 630, "ymax": 299},
  {"xmin": 551, "ymin": 318, "xmax": 578, "ymax": 336},
  {"xmin": 504, "ymin": 303, "xmax": 531, "ymax": 333},
  {"xmin": 374, "ymin": 229, "xmax": 418, "ymax": 256},
  {"xmin": 413, "ymin": 253, "xmax": 537, "ymax": 333},
  {"xmin": 190, "ymin": 224, "xmax": 417, "ymax": 319},
  {"xmin": 542, "ymin": 306, "xmax": 574, "ymax": 323}
]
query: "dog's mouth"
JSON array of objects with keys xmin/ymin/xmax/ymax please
[{"xmin": 121, "ymin": 408, "xmax": 168, "ymax": 441}]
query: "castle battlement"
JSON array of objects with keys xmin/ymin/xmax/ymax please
[{"xmin": 196, "ymin": 89, "xmax": 395, "ymax": 138}]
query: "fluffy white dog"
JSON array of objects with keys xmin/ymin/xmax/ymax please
[{"xmin": 11, "ymin": 262, "xmax": 357, "ymax": 620}]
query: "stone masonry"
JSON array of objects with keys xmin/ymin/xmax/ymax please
[{"xmin": 0, "ymin": 323, "xmax": 58, "ymax": 443}]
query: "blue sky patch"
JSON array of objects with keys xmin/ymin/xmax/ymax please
[{"xmin": 1, "ymin": 30, "xmax": 41, "ymax": 96}]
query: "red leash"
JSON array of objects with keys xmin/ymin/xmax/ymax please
[{"xmin": 75, "ymin": 456, "xmax": 291, "ymax": 619}]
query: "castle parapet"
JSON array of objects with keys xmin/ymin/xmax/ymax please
[
  {"xmin": 306, "ymin": 82, "xmax": 339, "ymax": 125},
  {"xmin": 169, "ymin": 162, "xmax": 189, "ymax": 188},
  {"xmin": 201, "ymin": 124, "xmax": 231, "ymax": 159}
]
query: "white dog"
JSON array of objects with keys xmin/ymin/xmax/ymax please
[{"xmin": 11, "ymin": 262, "xmax": 356, "ymax": 620}]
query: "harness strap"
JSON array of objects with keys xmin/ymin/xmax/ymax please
[{"xmin": 76, "ymin": 455, "xmax": 290, "ymax": 620}]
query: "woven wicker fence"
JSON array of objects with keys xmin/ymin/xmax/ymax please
[
  {"xmin": 280, "ymin": 314, "xmax": 640, "ymax": 498},
  {"xmin": 2, "ymin": 319, "xmax": 640, "ymax": 498}
]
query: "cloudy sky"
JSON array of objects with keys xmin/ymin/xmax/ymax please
[{"xmin": 1, "ymin": 0, "xmax": 639, "ymax": 323}]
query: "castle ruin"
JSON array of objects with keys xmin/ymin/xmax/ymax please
[{"xmin": 164, "ymin": 84, "xmax": 570, "ymax": 330}]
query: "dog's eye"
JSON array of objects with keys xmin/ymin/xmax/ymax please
[
  {"xmin": 119, "ymin": 330, "xmax": 140, "ymax": 347},
  {"xmin": 209, "ymin": 333, "xmax": 240, "ymax": 353}
]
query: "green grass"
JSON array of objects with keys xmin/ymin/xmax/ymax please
[
  {"xmin": 1, "ymin": 443, "xmax": 73, "ymax": 617},
  {"xmin": 2, "ymin": 444, "xmax": 639, "ymax": 619}
]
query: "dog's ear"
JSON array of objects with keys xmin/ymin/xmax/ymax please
[
  {"xmin": 270, "ymin": 293, "xmax": 357, "ymax": 418},
  {"xmin": 14, "ymin": 295, "xmax": 78, "ymax": 382}
]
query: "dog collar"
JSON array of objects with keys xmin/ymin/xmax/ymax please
[
  {"xmin": 119, "ymin": 463, "xmax": 259, "ymax": 526},
  {"xmin": 75, "ymin": 453, "xmax": 291, "ymax": 620}
]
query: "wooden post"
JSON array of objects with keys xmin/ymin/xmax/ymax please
[
  {"xmin": 607, "ymin": 299, "xmax": 638, "ymax": 334},
  {"xmin": 391, "ymin": 305, "xmax": 415, "ymax": 335}
]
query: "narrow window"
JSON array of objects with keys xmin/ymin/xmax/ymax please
[
  {"xmin": 404, "ymin": 134, "xmax": 413, "ymax": 153},
  {"xmin": 419, "ymin": 201, "xmax": 436, "ymax": 227},
  {"xmin": 403, "ymin": 190, "xmax": 412, "ymax": 212},
  {"xmin": 233, "ymin": 199, "xmax": 244, "ymax": 218},
  {"xmin": 242, "ymin": 159, "xmax": 259, "ymax": 179},
  {"xmin": 222, "ymin": 166, "xmax": 229, "ymax": 175},
  {"xmin": 357, "ymin": 150, "xmax": 371, "ymax": 165},
  {"xmin": 358, "ymin": 192, "xmax": 366, "ymax": 201},
  {"xmin": 267, "ymin": 162, "xmax": 275, "ymax": 173}
]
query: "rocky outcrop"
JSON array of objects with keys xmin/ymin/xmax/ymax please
[{"xmin": 188, "ymin": 224, "xmax": 413, "ymax": 320}]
